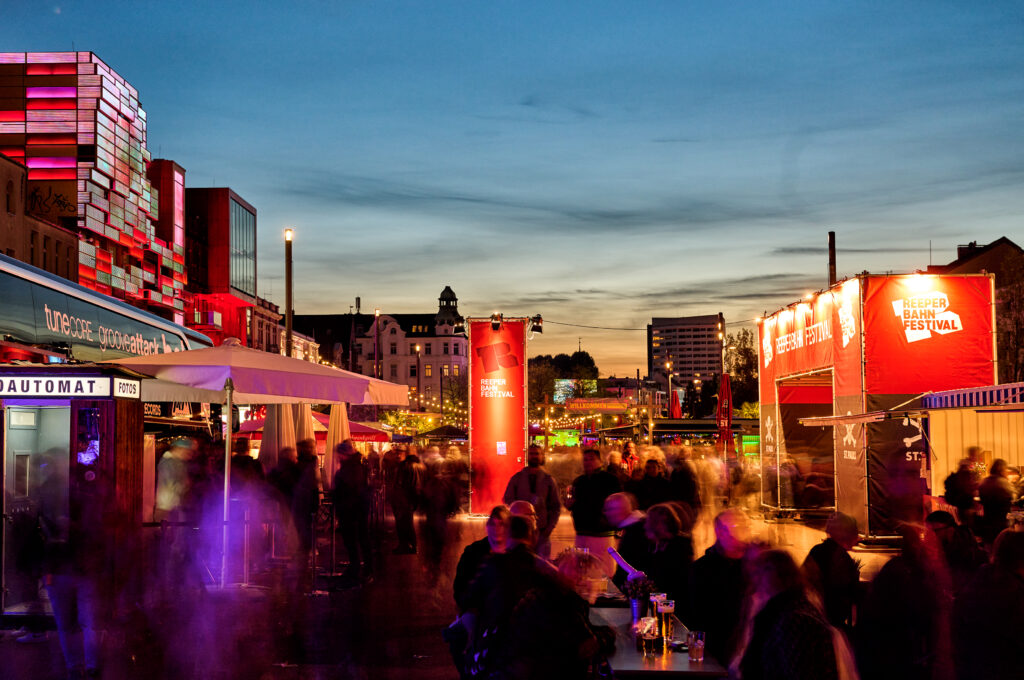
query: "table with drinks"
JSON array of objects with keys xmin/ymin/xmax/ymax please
[{"xmin": 589, "ymin": 595, "xmax": 727, "ymax": 678}]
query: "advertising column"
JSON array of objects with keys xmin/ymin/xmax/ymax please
[{"xmin": 468, "ymin": 318, "xmax": 528, "ymax": 514}]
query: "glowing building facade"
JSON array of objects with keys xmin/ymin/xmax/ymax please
[{"xmin": 0, "ymin": 51, "xmax": 186, "ymax": 323}]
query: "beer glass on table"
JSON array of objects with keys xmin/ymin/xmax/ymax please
[
  {"xmin": 657, "ymin": 599, "xmax": 675, "ymax": 643},
  {"xmin": 639, "ymin": 617, "xmax": 659, "ymax": 656},
  {"xmin": 688, "ymin": 630, "xmax": 705, "ymax": 663}
]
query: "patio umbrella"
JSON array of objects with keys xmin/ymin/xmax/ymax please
[
  {"xmin": 260, "ymin": 403, "xmax": 297, "ymax": 472},
  {"xmin": 104, "ymin": 338, "xmax": 407, "ymax": 586},
  {"xmin": 715, "ymin": 374, "xmax": 735, "ymax": 457},
  {"xmin": 295, "ymin": 403, "xmax": 317, "ymax": 443},
  {"xmin": 322, "ymin": 403, "xmax": 351, "ymax": 487}
]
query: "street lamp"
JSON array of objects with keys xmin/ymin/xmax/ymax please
[
  {"xmin": 284, "ymin": 228, "xmax": 294, "ymax": 357},
  {"xmin": 665, "ymin": 361, "xmax": 673, "ymax": 415},
  {"xmin": 374, "ymin": 308, "xmax": 381, "ymax": 379},
  {"xmin": 415, "ymin": 344, "xmax": 422, "ymax": 411}
]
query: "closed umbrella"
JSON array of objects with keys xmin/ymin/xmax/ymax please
[
  {"xmin": 260, "ymin": 403, "xmax": 297, "ymax": 472},
  {"xmin": 323, "ymin": 403, "xmax": 351, "ymax": 488},
  {"xmin": 295, "ymin": 402, "xmax": 317, "ymax": 444}
]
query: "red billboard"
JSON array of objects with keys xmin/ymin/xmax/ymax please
[
  {"xmin": 468, "ymin": 317, "xmax": 528, "ymax": 514},
  {"xmin": 863, "ymin": 275, "xmax": 995, "ymax": 394}
]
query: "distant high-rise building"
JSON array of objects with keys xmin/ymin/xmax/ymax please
[
  {"xmin": 647, "ymin": 313, "xmax": 725, "ymax": 390},
  {"xmin": 0, "ymin": 51, "xmax": 186, "ymax": 322}
]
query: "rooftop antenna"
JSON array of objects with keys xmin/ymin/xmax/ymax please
[
  {"xmin": 578, "ymin": 337, "xmax": 582, "ymax": 352},
  {"xmin": 828, "ymin": 231, "xmax": 837, "ymax": 287}
]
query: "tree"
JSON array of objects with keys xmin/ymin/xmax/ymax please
[
  {"xmin": 996, "ymin": 250, "xmax": 1024, "ymax": 384},
  {"xmin": 725, "ymin": 328, "xmax": 759, "ymax": 407}
]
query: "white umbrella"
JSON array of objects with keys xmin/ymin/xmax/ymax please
[
  {"xmin": 260, "ymin": 403, "xmax": 297, "ymax": 472},
  {"xmin": 323, "ymin": 403, "xmax": 351, "ymax": 488},
  {"xmin": 104, "ymin": 339, "xmax": 407, "ymax": 586},
  {"xmin": 294, "ymin": 403, "xmax": 317, "ymax": 443}
]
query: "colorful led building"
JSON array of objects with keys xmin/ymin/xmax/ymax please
[{"xmin": 0, "ymin": 51, "xmax": 186, "ymax": 323}]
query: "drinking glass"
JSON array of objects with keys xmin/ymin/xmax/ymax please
[
  {"xmin": 657, "ymin": 599, "xmax": 675, "ymax": 643},
  {"xmin": 688, "ymin": 631, "xmax": 705, "ymax": 663},
  {"xmin": 649, "ymin": 593, "xmax": 666, "ymax": 636},
  {"xmin": 639, "ymin": 617, "xmax": 659, "ymax": 656}
]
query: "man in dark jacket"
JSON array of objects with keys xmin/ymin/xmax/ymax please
[
  {"xmin": 739, "ymin": 549, "xmax": 838, "ymax": 680},
  {"xmin": 332, "ymin": 439, "xmax": 372, "ymax": 581},
  {"xmin": 503, "ymin": 444, "xmax": 562, "ymax": 559},
  {"xmin": 953, "ymin": 530, "xmax": 1024, "ymax": 680},
  {"xmin": 568, "ymin": 449, "xmax": 622, "ymax": 577},
  {"xmin": 393, "ymin": 446, "xmax": 425, "ymax": 554},
  {"xmin": 626, "ymin": 458, "xmax": 674, "ymax": 510},
  {"xmin": 448, "ymin": 505, "xmax": 510, "ymax": 679},
  {"xmin": 803, "ymin": 512, "xmax": 860, "ymax": 632},
  {"xmin": 687, "ymin": 508, "xmax": 750, "ymax": 666}
]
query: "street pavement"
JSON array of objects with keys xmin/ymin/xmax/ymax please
[{"xmin": 0, "ymin": 509, "xmax": 889, "ymax": 679}]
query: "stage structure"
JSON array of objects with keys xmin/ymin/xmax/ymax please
[
  {"xmin": 758, "ymin": 274, "xmax": 995, "ymax": 535},
  {"xmin": 467, "ymin": 315, "xmax": 536, "ymax": 513}
]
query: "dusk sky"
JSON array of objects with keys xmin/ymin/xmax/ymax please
[{"xmin": 4, "ymin": 2, "xmax": 1023, "ymax": 376}]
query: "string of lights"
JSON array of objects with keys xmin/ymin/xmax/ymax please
[{"xmin": 543, "ymin": 318, "xmax": 761, "ymax": 331}]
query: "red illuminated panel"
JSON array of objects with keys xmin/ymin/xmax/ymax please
[
  {"xmin": 863, "ymin": 275, "xmax": 995, "ymax": 394},
  {"xmin": 0, "ymin": 111, "xmax": 25, "ymax": 121},
  {"xmin": 27, "ymin": 169, "xmax": 76, "ymax": 180},
  {"xmin": 26, "ymin": 64, "xmax": 77, "ymax": 75},
  {"xmin": 468, "ymin": 318, "xmax": 528, "ymax": 513},
  {"xmin": 0, "ymin": 147, "xmax": 25, "ymax": 158},
  {"xmin": 27, "ymin": 99, "xmax": 77, "ymax": 110}
]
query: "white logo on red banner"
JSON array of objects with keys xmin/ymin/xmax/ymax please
[{"xmin": 892, "ymin": 292, "xmax": 963, "ymax": 343}]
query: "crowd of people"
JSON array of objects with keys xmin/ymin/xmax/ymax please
[
  {"xmin": 13, "ymin": 432, "xmax": 1024, "ymax": 680},
  {"xmin": 445, "ymin": 445, "xmax": 1024, "ymax": 680}
]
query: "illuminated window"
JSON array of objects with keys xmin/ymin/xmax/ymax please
[
  {"xmin": 454, "ymin": 364, "xmax": 460, "ymax": 376},
  {"xmin": 425, "ymin": 364, "xmax": 432, "ymax": 378},
  {"xmin": 442, "ymin": 364, "xmax": 450, "ymax": 377}
]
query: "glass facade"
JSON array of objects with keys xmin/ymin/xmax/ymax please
[{"xmin": 229, "ymin": 198, "xmax": 256, "ymax": 296}]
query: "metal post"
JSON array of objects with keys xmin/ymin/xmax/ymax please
[
  {"xmin": 285, "ymin": 229, "xmax": 293, "ymax": 357},
  {"xmin": 416, "ymin": 345, "xmax": 422, "ymax": 411},
  {"xmin": 220, "ymin": 377, "xmax": 234, "ymax": 589}
]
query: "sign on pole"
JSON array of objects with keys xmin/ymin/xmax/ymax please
[{"xmin": 468, "ymin": 317, "xmax": 528, "ymax": 514}]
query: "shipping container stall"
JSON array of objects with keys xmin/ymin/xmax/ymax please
[{"xmin": 758, "ymin": 274, "xmax": 995, "ymax": 536}]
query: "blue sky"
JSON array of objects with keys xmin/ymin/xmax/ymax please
[{"xmin": 4, "ymin": 1, "xmax": 1023, "ymax": 375}]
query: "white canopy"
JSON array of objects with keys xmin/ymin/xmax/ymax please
[{"xmin": 104, "ymin": 339, "xmax": 408, "ymax": 406}]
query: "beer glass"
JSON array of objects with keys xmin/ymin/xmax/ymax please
[
  {"xmin": 657, "ymin": 599, "xmax": 675, "ymax": 643},
  {"xmin": 649, "ymin": 593, "xmax": 667, "ymax": 637},
  {"xmin": 639, "ymin": 617, "xmax": 659, "ymax": 656},
  {"xmin": 688, "ymin": 630, "xmax": 705, "ymax": 663}
]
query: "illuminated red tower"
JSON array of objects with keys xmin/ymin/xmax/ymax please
[{"xmin": 0, "ymin": 51, "xmax": 186, "ymax": 323}]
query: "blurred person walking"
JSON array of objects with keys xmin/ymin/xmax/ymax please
[
  {"xmin": 567, "ymin": 449, "xmax": 622, "ymax": 577},
  {"xmin": 737, "ymin": 549, "xmax": 839, "ymax": 680},
  {"xmin": 925, "ymin": 510, "xmax": 986, "ymax": 596},
  {"xmin": 952, "ymin": 530, "xmax": 1024, "ymax": 680},
  {"xmin": 392, "ymin": 445, "xmax": 425, "ymax": 554},
  {"xmin": 856, "ymin": 524, "xmax": 954, "ymax": 680},
  {"xmin": 688, "ymin": 508, "xmax": 751, "ymax": 666},
  {"xmin": 503, "ymin": 444, "xmax": 562, "ymax": 559},
  {"xmin": 626, "ymin": 456, "xmax": 673, "ymax": 510},
  {"xmin": 640, "ymin": 502, "xmax": 694, "ymax": 607},
  {"xmin": 448, "ymin": 505, "xmax": 510, "ymax": 679},
  {"xmin": 976, "ymin": 458, "xmax": 1015, "ymax": 546},
  {"xmin": 803, "ymin": 512, "xmax": 861, "ymax": 632},
  {"xmin": 604, "ymin": 492, "xmax": 648, "ymax": 590},
  {"xmin": 332, "ymin": 440, "xmax": 373, "ymax": 581}
]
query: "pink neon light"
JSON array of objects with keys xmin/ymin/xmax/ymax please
[
  {"xmin": 27, "ymin": 169, "xmax": 76, "ymax": 180},
  {"xmin": 25, "ymin": 157, "xmax": 76, "ymax": 169},
  {"xmin": 26, "ymin": 87, "xmax": 77, "ymax": 98},
  {"xmin": 26, "ymin": 64, "xmax": 77, "ymax": 75}
]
